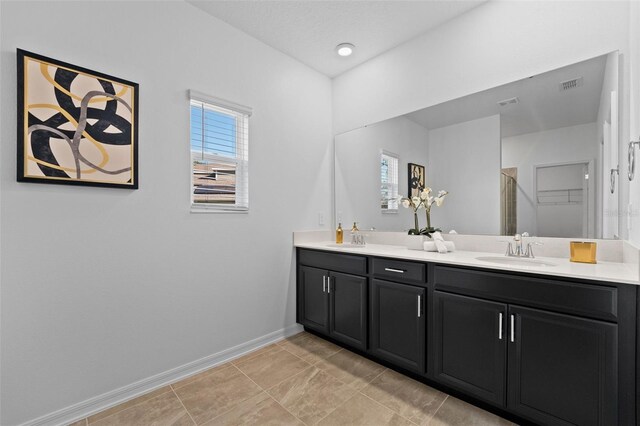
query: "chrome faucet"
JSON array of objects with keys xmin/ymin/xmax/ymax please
[{"xmin": 505, "ymin": 232, "xmax": 542, "ymax": 258}]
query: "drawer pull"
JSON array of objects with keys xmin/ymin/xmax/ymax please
[
  {"xmin": 384, "ymin": 267, "xmax": 405, "ymax": 274},
  {"xmin": 328, "ymin": 276, "xmax": 331, "ymax": 293},
  {"xmin": 322, "ymin": 276, "xmax": 326, "ymax": 293},
  {"xmin": 498, "ymin": 313, "xmax": 503, "ymax": 340},
  {"xmin": 417, "ymin": 295, "xmax": 421, "ymax": 317},
  {"xmin": 510, "ymin": 314, "xmax": 515, "ymax": 343}
]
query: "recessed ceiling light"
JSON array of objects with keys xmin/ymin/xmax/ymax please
[{"xmin": 336, "ymin": 43, "xmax": 355, "ymax": 57}]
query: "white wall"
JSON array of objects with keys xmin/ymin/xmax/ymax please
[
  {"xmin": 332, "ymin": 0, "xmax": 632, "ymax": 241},
  {"xmin": 596, "ymin": 52, "xmax": 620, "ymax": 239},
  {"xmin": 427, "ymin": 115, "xmax": 501, "ymax": 235},
  {"xmin": 0, "ymin": 2, "xmax": 332, "ymax": 424},
  {"xmin": 628, "ymin": 0, "xmax": 640, "ymax": 244},
  {"xmin": 502, "ymin": 123, "xmax": 598, "ymax": 237},
  {"xmin": 335, "ymin": 116, "xmax": 429, "ymax": 231}
]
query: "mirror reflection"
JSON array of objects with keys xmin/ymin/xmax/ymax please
[{"xmin": 335, "ymin": 52, "xmax": 620, "ymax": 239}]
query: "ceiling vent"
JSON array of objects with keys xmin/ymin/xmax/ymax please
[
  {"xmin": 559, "ymin": 77, "xmax": 584, "ymax": 91},
  {"xmin": 497, "ymin": 97, "xmax": 519, "ymax": 107}
]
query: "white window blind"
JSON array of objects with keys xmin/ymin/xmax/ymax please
[
  {"xmin": 189, "ymin": 91, "xmax": 251, "ymax": 212},
  {"xmin": 381, "ymin": 151, "xmax": 399, "ymax": 211}
]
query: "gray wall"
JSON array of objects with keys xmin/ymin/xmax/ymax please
[
  {"xmin": 427, "ymin": 115, "xmax": 501, "ymax": 235},
  {"xmin": 335, "ymin": 116, "xmax": 429, "ymax": 231},
  {"xmin": 0, "ymin": 2, "xmax": 332, "ymax": 424}
]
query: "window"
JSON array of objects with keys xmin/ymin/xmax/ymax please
[
  {"xmin": 189, "ymin": 90, "xmax": 251, "ymax": 212},
  {"xmin": 381, "ymin": 151, "xmax": 399, "ymax": 211}
]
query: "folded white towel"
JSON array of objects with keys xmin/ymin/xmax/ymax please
[{"xmin": 423, "ymin": 241, "xmax": 456, "ymax": 252}]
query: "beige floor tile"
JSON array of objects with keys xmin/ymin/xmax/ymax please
[
  {"xmin": 234, "ymin": 347, "xmax": 310, "ymax": 389},
  {"xmin": 90, "ymin": 391, "xmax": 193, "ymax": 426},
  {"xmin": 68, "ymin": 420, "xmax": 87, "ymax": 426},
  {"xmin": 88, "ymin": 386, "xmax": 174, "ymax": 424},
  {"xmin": 231, "ymin": 344, "xmax": 282, "ymax": 366},
  {"xmin": 317, "ymin": 393, "xmax": 414, "ymax": 426},
  {"xmin": 428, "ymin": 397, "xmax": 515, "ymax": 426},
  {"xmin": 173, "ymin": 365, "xmax": 262, "ymax": 424},
  {"xmin": 278, "ymin": 333, "xmax": 342, "ymax": 365},
  {"xmin": 203, "ymin": 392, "xmax": 303, "ymax": 426},
  {"xmin": 172, "ymin": 364, "xmax": 232, "ymax": 391},
  {"xmin": 314, "ymin": 349, "xmax": 386, "ymax": 390},
  {"xmin": 267, "ymin": 366, "xmax": 357, "ymax": 425},
  {"xmin": 362, "ymin": 369, "xmax": 447, "ymax": 425}
]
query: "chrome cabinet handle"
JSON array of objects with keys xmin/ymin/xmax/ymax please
[
  {"xmin": 417, "ymin": 295, "xmax": 421, "ymax": 317},
  {"xmin": 498, "ymin": 313, "xmax": 503, "ymax": 340},
  {"xmin": 327, "ymin": 276, "xmax": 331, "ymax": 293},
  {"xmin": 510, "ymin": 314, "xmax": 515, "ymax": 343},
  {"xmin": 384, "ymin": 268, "xmax": 405, "ymax": 274},
  {"xmin": 610, "ymin": 167, "xmax": 619, "ymax": 194},
  {"xmin": 322, "ymin": 276, "xmax": 326, "ymax": 293},
  {"xmin": 629, "ymin": 140, "xmax": 640, "ymax": 181}
]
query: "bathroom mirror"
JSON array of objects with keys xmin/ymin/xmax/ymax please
[{"xmin": 335, "ymin": 52, "xmax": 621, "ymax": 239}]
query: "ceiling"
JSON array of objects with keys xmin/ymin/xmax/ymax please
[
  {"xmin": 187, "ymin": 0, "xmax": 486, "ymax": 78},
  {"xmin": 406, "ymin": 54, "xmax": 607, "ymax": 138}
]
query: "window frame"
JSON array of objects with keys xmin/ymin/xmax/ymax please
[
  {"xmin": 189, "ymin": 90, "xmax": 252, "ymax": 213},
  {"xmin": 380, "ymin": 150, "xmax": 399, "ymax": 213}
]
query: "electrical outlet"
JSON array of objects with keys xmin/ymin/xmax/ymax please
[{"xmin": 318, "ymin": 212, "xmax": 324, "ymax": 226}]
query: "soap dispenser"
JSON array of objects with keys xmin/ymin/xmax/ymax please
[
  {"xmin": 336, "ymin": 223, "xmax": 343, "ymax": 244},
  {"xmin": 351, "ymin": 222, "xmax": 360, "ymax": 245}
]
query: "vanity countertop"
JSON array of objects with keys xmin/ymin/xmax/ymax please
[{"xmin": 295, "ymin": 241, "xmax": 640, "ymax": 286}]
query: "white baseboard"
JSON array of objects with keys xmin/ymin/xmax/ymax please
[{"xmin": 21, "ymin": 323, "xmax": 303, "ymax": 426}]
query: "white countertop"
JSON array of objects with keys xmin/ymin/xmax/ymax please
[{"xmin": 295, "ymin": 241, "xmax": 640, "ymax": 286}]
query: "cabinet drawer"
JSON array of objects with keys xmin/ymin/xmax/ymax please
[
  {"xmin": 434, "ymin": 265, "xmax": 618, "ymax": 322},
  {"xmin": 298, "ymin": 249, "xmax": 367, "ymax": 275},
  {"xmin": 372, "ymin": 257, "xmax": 426, "ymax": 284}
]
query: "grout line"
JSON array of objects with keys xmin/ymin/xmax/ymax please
[
  {"xmin": 426, "ymin": 395, "xmax": 449, "ymax": 425},
  {"xmin": 170, "ymin": 385, "xmax": 197, "ymax": 426},
  {"xmin": 84, "ymin": 387, "xmax": 174, "ymax": 425},
  {"xmin": 358, "ymin": 391, "xmax": 420, "ymax": 425},
  {"xmin": 192, "ymin": 365, "xmax": 271, "ymax": 425},
  {"xmin": 312, "ymin": 388, "xmax": 358, "ymax": 425},
  {"xmin": 264, "ymin": 392, "xmax": 312, "ymax": 426}
]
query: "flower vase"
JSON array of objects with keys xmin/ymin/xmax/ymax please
[{"xmin": 406, "ymin": 234, "xmax": 425, "ymax": 250}]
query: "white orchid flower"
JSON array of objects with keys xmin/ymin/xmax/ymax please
[
  {"xmin": 420, "ymin": 189, "xmax": 429, "ymax": 200},
  {"xmin": 435, "ymin": 197, "xmax": 445, "ymax": 207},
  {"xmin": 402, "ymin": 199, "xmax": 410, "ymax": 208},
  {"xmin": 437, "ymin": 190, "xmax": 448, "ymax": 197},
  {"xmin": 411, "ymin": 196, "xmax": 421, "ymax": 206},
  {"xmin": 424, "ymin": 187, "xmax": 432, "ymax": 195}
]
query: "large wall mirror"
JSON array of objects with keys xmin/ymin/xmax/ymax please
[{"xmin": 335, "ymin": 51, "xmax": 622, "ymax": 239}]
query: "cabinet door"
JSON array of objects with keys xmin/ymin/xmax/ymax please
[
  {"xmin": 507, "ymin": 306, "xmax": 617, "ymax": 426},
  {"xmin": 433, "ymin": 291, "xmax": 507, "ymax": 407},
  {"xmin": 328, "ymin": 272, "xmax": 367, "ymax": 350},
  {"xmin": 298, "ymin": 266, "xmax": 329, "ymax": 334},
  {"xmin": 370, "ymin": 279, "xmax": 425, "ymax": 374}
]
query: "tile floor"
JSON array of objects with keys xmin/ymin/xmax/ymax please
[{"xmin": 68, "ymin": 332, "xmax": 516, "ymax": 426}]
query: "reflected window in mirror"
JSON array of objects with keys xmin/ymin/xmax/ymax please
[{"xmin": 381, "ymin": 151, "xmax": 399, "ymax": 212}]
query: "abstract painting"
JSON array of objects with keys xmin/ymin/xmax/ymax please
[
  {"xmin": 17, "ymin": 49, "xmax": 139, "ymax": 189},
  {"xmin": 408, "ymin": 163, "xmax": 425, "ymax": 198}
]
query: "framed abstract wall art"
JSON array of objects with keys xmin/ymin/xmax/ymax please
[
  {"xmin": 17, "ymin": 49, "xmax": 139, "ymax": 189},
  {"xmin": 408, "ymin": 162, "xmax": 425, "ymax": 198}
]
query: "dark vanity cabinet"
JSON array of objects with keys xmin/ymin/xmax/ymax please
[
  {"xmin": 296, "ymin": 248, "xmax": 638, "ymax": 426},
  {"xmin": 507, "ymin": 306, "xmax": 616, "ymax": 426},
  {"xmin": 370, "ymin": 279, "xmax": 426, "ymax": 374},
  {"xmin": 297, "ymin": 250, "xmax": 367, "ymax": 350},
  {"xmin": 433, "ymin": 291, "xmax": 507, "ymax": 406},
  {"xmin": 369, "ymin": 257, "xmax": 428, "ymax": 374}
]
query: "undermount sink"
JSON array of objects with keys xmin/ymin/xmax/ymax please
[
  {"xmin": 326, "ymin": 243, "xmax": 366, "ymax": 249},
  {"xmin": 475, "ymin": 256, "xmax": 557, "ymax": 267}
]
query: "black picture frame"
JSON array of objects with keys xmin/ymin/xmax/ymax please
[
  {"xmin": 17, "ymin": 48, "xmax": 139, "ymax": 189},
  {"xmin": 408, "ymin": 163, "xmax": 425, "ymax": 198}
]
